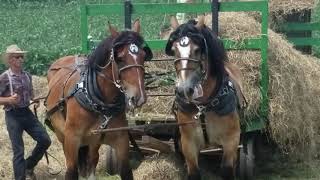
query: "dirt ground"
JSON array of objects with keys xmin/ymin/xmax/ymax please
[{"xmin": 1, "ymin": 115, "xmax": 320, "ymax": 180}]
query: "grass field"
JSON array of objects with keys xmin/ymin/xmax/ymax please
[
  {"xmin": 1, "ymin": 0, "xmax": 319, "ymax": 74},
  {"xmin": 0, "ymin": 0, "xmax": 175, "ymax": 75}
]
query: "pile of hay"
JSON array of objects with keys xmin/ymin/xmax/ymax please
[
  {"xmin": 219, "ymin": 12, "xmax": 320, "ymax": 154},
  {"xmin": 133, "ymin": 154, "xmax": 184, "ymax": 180},
  {"xmin": 269, "ymin": 0, "xmax": 318, "ymax": 14}
]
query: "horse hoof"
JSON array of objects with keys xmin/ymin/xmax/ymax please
[{"xmin": 187, "ymin": 170, "xmax": 201, "ymax": 180}]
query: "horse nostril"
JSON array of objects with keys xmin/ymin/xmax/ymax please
[
  {"xmin": 187, "ymin": 88, "xmax": 194, "ymax": 96},
  {"xmin": 176, "ymin": 87, "xmax": 184, "ymax": 97}
]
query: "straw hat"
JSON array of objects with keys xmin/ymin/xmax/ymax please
[
  {"xmin": 2, "ymin": 44, "xmax": 27, "ymax": 64},
  {"xmin": 5, "ymin": 44, "xmax": 27, "ymax": 54}
]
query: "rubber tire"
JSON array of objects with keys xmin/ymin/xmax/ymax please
[
  {"xmin": 105, "ymin": 145, "xmax": 118, "ymax": 175},
  {"xmin": 239, "ymin": 137, "xmax": 255, "ymax": 180}
]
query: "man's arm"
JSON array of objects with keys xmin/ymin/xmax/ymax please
[
  {"xmin": 0, "ymin": 94, "xmax": 18, "ymax": 105},
  {"xmin": 0, "ymin": 72, "xmax": 18, "ymax": 106}
]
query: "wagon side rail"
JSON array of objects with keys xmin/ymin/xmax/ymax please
[{"xmin": 80, "ymin": 0, "xmax": 269, "ymax": 132}]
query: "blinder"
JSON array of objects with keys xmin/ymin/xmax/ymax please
[
  {"xmin": 143, "ymin": 45, "xmax": 153, "ymax": 61},
  {"xmin": 113, "ymin": 41, "xmax": 153, "ymax": 61}
]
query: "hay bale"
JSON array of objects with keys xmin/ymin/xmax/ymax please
[
  {"xmin": 269, "ymin": 0, "xmax": 318, "ymax": 14},
  {"xmin": 133, "ymin": 154, "xmax": 184, "ymax": 180},
  {"xmin": 268, "ymin": 30, "xmax": 320, "ymax": 153},
  {"xmin": 220, "ymin": 13, "xmax": 320, "ymax": 153}
]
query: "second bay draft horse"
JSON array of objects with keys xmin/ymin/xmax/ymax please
[
  {"xmin": 166, "ymin": 16, "xmax": 246, "ymax": 180},
  {"xmin": 45, "ymin": 20, "xmax": 152, "ymax": 180}
]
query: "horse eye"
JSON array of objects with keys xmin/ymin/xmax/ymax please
[{"xmin": 194, "ymin": 49, "xmax": 200, "ymax": 54}]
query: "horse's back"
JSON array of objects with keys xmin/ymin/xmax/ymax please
[
  {"xmin": 47, "ymin": 55, "xmax": 76, "ymax": 83},
  {"xmin": 46, "ymin": 55, "xmax": 80, "ymax": 109}
]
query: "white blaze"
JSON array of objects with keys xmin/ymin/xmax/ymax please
[
  {"xmin": 129, "ymin": 51, "xmax": 144, "ymax": 105},
  {"xmin": 176, "ymin": 42, "xmax": 191, "ymax": 83}
]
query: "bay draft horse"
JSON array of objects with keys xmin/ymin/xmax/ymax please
[
  {"xmin": 45, "ymin": 20, "xmax": 152, "ymax": 180},
  {"xmin": 166, "ymin": 16, "xmax": 245, "ymax": 180}
]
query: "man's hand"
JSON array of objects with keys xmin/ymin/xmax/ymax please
[
  {"xmin": 32, "ymin": 100, "xmax": 40, "ymax": 109},
  {"xmin": 8, "ymin": 93, "xmax": 19, "ymax": 105}
]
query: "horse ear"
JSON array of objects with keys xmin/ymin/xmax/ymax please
[
  {"xmin": 132, "ymin": 19, "xmax": 141, "ymax": 33},
  {"xmin": 108, "ymin": 21, "xmax": 119, "ymax": 38},
  {"xmin": 195, "ymin": 15, "xmax": 205, "ymax": 29},
  {"xmin": 170, "ymin": 16, "xmax": 179, "ymax": 30}
]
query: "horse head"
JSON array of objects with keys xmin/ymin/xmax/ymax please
[
  {"xmin": 165, "ymin": 16, "xmax": 226, "ymax": 102},
  {"xmin": 90, "ymin": 20, "xmax": 153, "ymax": 110}
]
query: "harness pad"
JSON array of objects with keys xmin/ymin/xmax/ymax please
[{"xmin": 175, "ymin": 76, "xmax": 239, "ymax": 116}]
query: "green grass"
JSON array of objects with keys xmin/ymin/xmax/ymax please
[{"xmin": 0, "ymin": 2, "xmax": 81, "ymax": 74}]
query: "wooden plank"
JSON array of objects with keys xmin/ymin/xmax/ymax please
[
  {"xmin": 131, "ymin": 1, "xmax": 267, "ymax": 14},
  {"xmin": 147, "ymin": 38, "xmax": 263, "ymax": 51},
  {"xmin": 287, "ymin": 38, "xmax": 320, "ymax": 46},
  {"xmin": 136, "ymin": 136, "xmax": 174, "ymax": 153},
  {"xmin": 127, "ymin": 114, "xmax": 175, "ymax": 122},
  {"xmin": 86, "ymin": 4, "xmax": 123, "ymax": 16},
  {"xmin": 132, "ymin": 3, "xmax": 210, "ymax": 14},
  {"xmin": 280, "ymin": 22, "xmax": 320, "ymax": 31},
  {"xmin": 219, "ymin": 1, "xmax": 267, "ymax": 12}
]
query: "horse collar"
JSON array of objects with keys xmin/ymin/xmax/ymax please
[{"xmin": 175, "ymin": 76, "xmax": 239, "ymax": 117}]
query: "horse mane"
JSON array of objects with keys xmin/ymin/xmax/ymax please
[
  {"xmin": 168, "ymin": 19, "xmax": 227, "ymax": 87},
  {"xmin": 88, "ymin": 31, "xmax": 145, "ymax": 67}
]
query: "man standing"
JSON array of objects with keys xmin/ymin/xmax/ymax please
[{"xmin": 0, "ymin": 45, "xmax": 51, "ymax": 180}]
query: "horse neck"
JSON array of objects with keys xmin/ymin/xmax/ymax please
[
  {"xmin": 200, "ymin": 74, "xmax": 217, "ymax": 101},
  {"xmin": 96, "ymin": 67, "xmax": 121, "ymax": 104}
]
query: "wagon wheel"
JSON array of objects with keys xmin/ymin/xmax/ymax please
[
  {"xmin": 239, "ymin": 136, "xmax": 255, "ymax": 180},
  {"xmin": 105, "ymin": 145, "xmax": 118, "ymax": 175}
]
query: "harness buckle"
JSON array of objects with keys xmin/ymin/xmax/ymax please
[
  {"xmin": 194, "ymin": 105, "xmax": 205, "ymax": 120},
  {"xmin": 114, "ymin": 81, "xmax": 124, "ymax": 92},
  {"xmin": 99, "ymin": 115, "xmax": 112, "ymax": 129},
  {"xmin": 210, "ymin": 98, "xmax": 219, "ymax": 107}
]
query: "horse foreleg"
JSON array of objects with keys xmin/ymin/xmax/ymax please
[
  {"xmin": 113, "ymin": 132, "xmax": 133, "ymax": 180},
  {"xmin": 220, "ymin": 133, "xmax": 240, "ymax": 180},
  {"xmin": 64, "ymin": 130, "xmax": 81, "ymax": 180},
  {"xmin": 85, "ymin": 145, "xmax": 100, "ymax": 180},
  {"xmin": 180, "ymin": 127, "xmax": 202, "ymax": 180}
]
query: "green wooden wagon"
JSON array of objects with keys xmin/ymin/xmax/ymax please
[{"xmin": 80, "ymin": 0, "xmax": 269, "ymax": 179}]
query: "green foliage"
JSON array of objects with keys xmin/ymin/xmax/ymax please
[
  {"xmin": 0, "ymin": 1, "xmax": 82, "ymax": 75},
  {"xmin": 0, "ymin": 0, "xmax": 177, "ymax": 75}
]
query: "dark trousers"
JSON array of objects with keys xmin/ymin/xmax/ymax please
[{"xmin": 5, "ymin": 107, "xmax": 51, "ymax": 180}]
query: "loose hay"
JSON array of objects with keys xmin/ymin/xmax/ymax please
[
  {"xmin": 269, "ymin": 0, "xmax": 318, "ymax": 15},
  {"xmin": 268, "ymin": 30, "xmax": 320, "ymax": 153},
  {"xmin": 133, "ymin": 154, "xmax": 184, "ymax": 180}
]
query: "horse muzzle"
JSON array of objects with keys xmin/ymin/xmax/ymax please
[
  {"xmin": 126, "ymin": 92, "xmax": 147, "ymax": 110},
  {"xmin": 176, "ymin": 82, "xmax": 203, "ymax": 102}
]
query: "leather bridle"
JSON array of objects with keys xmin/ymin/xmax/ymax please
[{"xmin": 96, "ymin": 44, "xmax": 145, "ymax": 91}]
